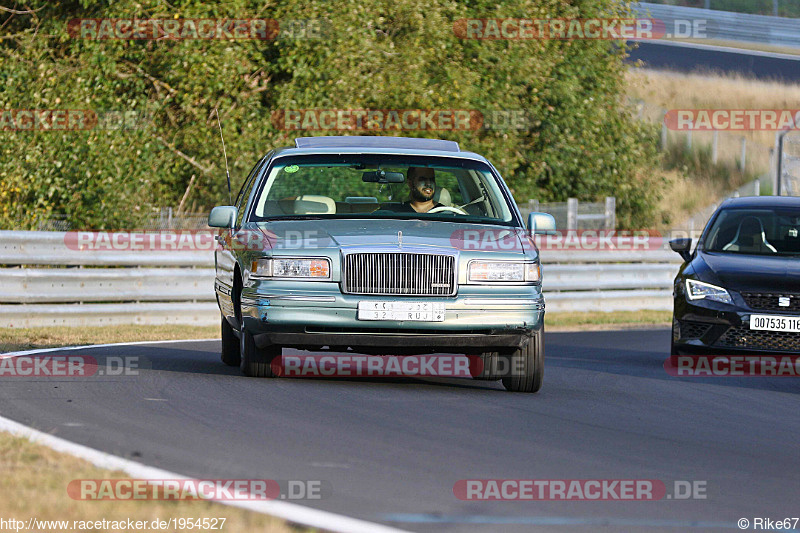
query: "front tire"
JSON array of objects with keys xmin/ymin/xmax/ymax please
[
  {"xmin": 220, "ymin": 316, "xmax": 241, "ymax": 367},
  {"xmin": 240, "ymin": 326, "xmax": 280, "ymax": 378},
  {"xmin": 502, "ymin": 328, "xmax": 544, "ymax": 393}
]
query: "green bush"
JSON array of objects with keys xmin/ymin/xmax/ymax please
[{"xmin": 0, "ymin": 0, "xmax": 660, "ymax": 229}]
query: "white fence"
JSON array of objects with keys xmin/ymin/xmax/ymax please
[
  {"xmin": 520, "ymin": 198, "xmax": 616, "ymax": 231},
  {"xmin": 632, "ymin": 2, "xmax": 800, "ymax": 48},
  {"xmin": 0, "ymin": 231, "xmax": 681, "ymax": 327}
]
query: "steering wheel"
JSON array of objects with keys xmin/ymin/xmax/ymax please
[{"xmin": 428, "ymin": 205, "xmax": 467, "ymax": 215}]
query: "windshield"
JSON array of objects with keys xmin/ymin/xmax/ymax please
[
  {"xmin": 703, "ymin": 207, "xmax": 800, "ymax": 256},
  {"xmin": 248, "ymin": 155, "xmax": 516, "ymax": 225}
]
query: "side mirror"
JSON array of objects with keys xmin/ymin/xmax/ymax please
[
  {"xmin": 670, "ymin": 238, "xmax": 693, "ymax": 262},
  {"xmin": 208, "ymin": 206, "xmax": 237, "ymax": 228},
  {"xmin": 528, "ymin": 212, "xmax": 557, "ymax": 235}
]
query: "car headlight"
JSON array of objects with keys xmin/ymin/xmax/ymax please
[
  {"xmin": 468, "ymin": 261, "xmax": 540, "ymax": 283},
  {"xmin": 685, "ymin": 279, "xmax": 732, "ymax": 304},
  {"xmin": 251, "ymin": 257, "xmax": 330, "ymax": 279}
]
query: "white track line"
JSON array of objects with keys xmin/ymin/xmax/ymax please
[
  {"xmin": 0, "ymin": 338, "xmax": 220, "ymax": 358},
  {"xmin": 0, "ymin": 340, "xmax": 409, "ymax": 533},
  {"xmin": 630, "ymin": 38, "xmax": 800, "ymax": 61}
]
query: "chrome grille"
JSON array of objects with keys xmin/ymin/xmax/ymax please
[{"xmin": 343, "ymin": 253, "xmax": 456, "ymax": 296}]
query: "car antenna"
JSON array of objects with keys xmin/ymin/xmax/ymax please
[{"xmin": 215, "ymin": 107, "xmax": 232, "ymax": 205}]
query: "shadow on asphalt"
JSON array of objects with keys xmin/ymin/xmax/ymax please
[{"xmin": 36, "ymin": 332, "xmax": 800, "ymax": 396}]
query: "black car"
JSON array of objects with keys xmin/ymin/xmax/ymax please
[{"xmin": 670, "ymin": 196, "xmax": 800, "ymax": 355}]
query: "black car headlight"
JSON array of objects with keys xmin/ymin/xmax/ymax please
[{"xmin": 685, "ymin": 279, "xmax": 732, "ymax": 305}]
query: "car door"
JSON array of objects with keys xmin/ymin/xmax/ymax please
[{"xmin": 215, "ymin": 155, "xmax": 268, "ymax": 323}]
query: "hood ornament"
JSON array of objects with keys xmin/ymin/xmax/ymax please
[{"xmin": 398, "ymin": 230, "xmax": 403, "ymax": 248}]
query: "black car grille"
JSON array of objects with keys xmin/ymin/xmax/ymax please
[
  {"xmin": 678, "ymin": 320, "xmax": 712, "ymax": 340},
  {"xmin": 342, "ymin": 252, "xmax": 456, "ymax": 296},
  {"xmin": 742, "ymin": 292, "xmax": 800, "ymax": 313},
  {"xmin": 716, "ymin": 326, "xmax": 800, "ymax": 352}
]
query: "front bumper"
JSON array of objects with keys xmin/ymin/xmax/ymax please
[
  {"xmin": 673, "ymin": 297, "xmax": 800, "ymax": 354},
  {"xmin": 236, "ymin": 284, "xmax": 544, "ymax": 353}
]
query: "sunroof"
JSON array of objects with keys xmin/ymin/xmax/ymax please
[{"xmin": 294, "ymin": 136, "xmax": 460, "ymax": 152}]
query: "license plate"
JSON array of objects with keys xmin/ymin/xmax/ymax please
[
  {"xmin": 357, "ymin": 301, "xmax": 445, "ymax": 322},
  {"xmin": 750, "ymin": 314, "xmax": 800, "ymax": 332}
]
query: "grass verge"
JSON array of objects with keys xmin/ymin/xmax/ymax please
[
  {"xmin": 625, "ymin": 68, "xmax": 800, "ymax": 228},
  {"xmin": 0, "ymin": 324, "xmax": 218, "ymax": 353},
  {"xmin": 546, "ymin": 311, "xmax": 672, "ymax": 331},
  {"xmin": 0, "ymin": 433, "xmax": 301, "ymax": 533}
]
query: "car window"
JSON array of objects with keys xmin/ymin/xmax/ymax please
[
  {"xmin": 249, "ymin": 155, "xmax": 515, "ymax": 225},
  {"xmin": 703, "ymin": 207, "xmax": 800, "ymax": 256},
  {"xmin": 235, "ymin": 157, "xmax": 267, "ymax": 227}
]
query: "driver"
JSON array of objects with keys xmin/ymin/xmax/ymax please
[{"xmin": 397, "ymin": 167, "xmax": 444, "ymax": 213}]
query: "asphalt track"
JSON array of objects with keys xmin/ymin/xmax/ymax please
[
  {"xmin": 2, "ymin": 330, "xmax": 799, "ymax": 532},
  {"xmin": 628, "ymin": 40, "xmax": 800, "ymax": 82}
]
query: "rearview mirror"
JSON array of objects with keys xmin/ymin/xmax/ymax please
[
  {"xmin": 528, "ymin": 212, "xmax": 557, "ymax": 235},
  {"xmin": 670, "ymin": 238, "xmax": 693, "ymax": 262},
  {"xmin": 208, "ymin": 206, "xmax": 237, "ymax": 228},
  {"xmin": 362, "ymin": 170, "xmax": 405, "ymax": 183}
]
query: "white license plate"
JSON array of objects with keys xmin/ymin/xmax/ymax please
[
  {"xmin": 357, "ymin": 301, "xmax": 445, "ymax": 322},
  {"xmin": 750, "ymin": 314, "xmax": 800, "ymax": 332}
]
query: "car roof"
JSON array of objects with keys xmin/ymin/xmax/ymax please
[
  {"xmin": 719, "ymin": 196, "xmax": 800, "ymax": 209},
  {"xmin": 269, "ymin": 136, "xmax": 490, "ymax": 163}
]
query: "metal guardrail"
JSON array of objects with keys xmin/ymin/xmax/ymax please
[
  {"xmin": 0, "ymin": 231, "xmax": 681, "ymax": 327},
  {"xmin": 632, "ymin": 2, "xmax": 800, "ymax": 48}
]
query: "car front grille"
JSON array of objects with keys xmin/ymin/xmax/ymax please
[
  {"xmin": 742, "ymin": 292, "xmax": 800, "ymax": 312},
  {"xmin": 342, "ymin": 252, "xmax": 456, "ymax": 296},
  {"xmin": 715, "ymin": 326, "xmax": 800, "ymax": 352},
  {"xmin": 678, "ymin": 320, "xmax": 712, "ymax": 340}
]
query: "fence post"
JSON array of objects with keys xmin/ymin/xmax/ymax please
[
  {"xmin": 775, "ymin": 132, "xmax": 781, "ymax": 195},
  {"xmin": 604, "ymin": 197, "xmax": 616, "ymax": 230},
  {"xmin": 739, "ymin": 137, "xmax": 747, "ymax": 171},
  {"xmin": 754, "ymin": 177, "xmax": 760, "ymax": 196},
  {"xmin": 567, "ymin": 198, "xmax": 578, "ymax": 230},
  {"xmin": 528, "ymin": 199, "xmax": 539, "ymax": 212},
  {"xmin": 711, "ymin": 130, "xmax": 718, "ymax": 164}
]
